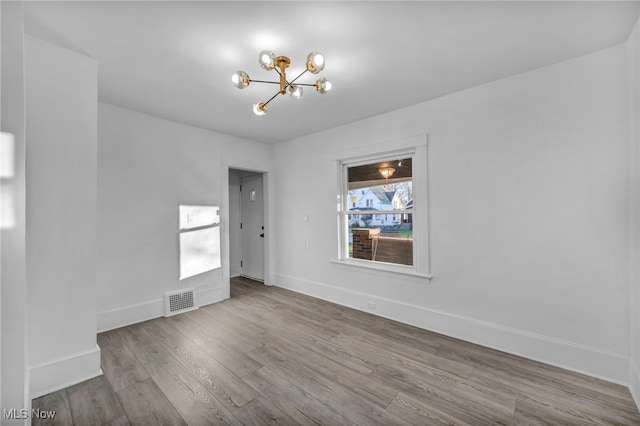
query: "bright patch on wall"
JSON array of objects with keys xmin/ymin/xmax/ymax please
[
  {"xmin": 179, "ymin": 204, "xmax": 220, "ymax": 230},
  {"xmin": 179, "ymin": 205, "xmax": 221, "ymax": 280},
  {"xmin": 1, "ymin": 132, "xmax": 16, "ymax": 229},
  {"xmin": 1, "ymin": 132, "xmax": 15, "ymax": 179}
]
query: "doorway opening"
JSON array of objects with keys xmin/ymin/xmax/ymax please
[{"xmin": 228, "ymin": 169, "xmax": 265, "ymax": 284}]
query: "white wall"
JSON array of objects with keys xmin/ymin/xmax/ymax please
[
  {"xmin": 273, "ymin": 44, "xmax": 630, "ymax": 383},
  {"xmin": 628, "ymin": 16, "xmax": 640, "ymax": 405},
  {"xmin": 97, "ymin": 104, "xmax": 273, "ymax": 331},
  {"xmin": 1, "ymin": 2, "xmax": 29, "ymax": 422},
  {"xmin": 24, "ymin": 35, "xmax": 101, "ymax": 398}
]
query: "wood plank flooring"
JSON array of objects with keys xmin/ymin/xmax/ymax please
[{"xmin": 32, "ymin": 276, "xmax": 640, "ymax": 425}]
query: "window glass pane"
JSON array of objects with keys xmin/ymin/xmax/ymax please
[
  {"xmin": 347, "ymin": 214, "xmax": 413, "ymax": 266},
  {"xmin": 348, "ymin": 181, "xmax": 412, "ymax": 212},
  {"xmin": 347, "ymin": 158, "xmax": 412, "ymax": 213},
  {"xmin": 344, "ymin": 157, "xmax": 414, "ymax": 267},
  {"xmin": 347, "ymin": 158, "xmax": 412, "ymax": 187}
]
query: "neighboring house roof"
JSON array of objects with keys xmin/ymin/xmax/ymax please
[
  {"xmin": 369, "ymin": 187, "xmax": 395, "ymax": 204},
  {"xmin": 349, "ymin": 207, "xmax": 379, "ymax": 212}
]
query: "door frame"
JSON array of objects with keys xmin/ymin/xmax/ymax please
[{"xmin": 221, "ymin": 164, "xmax": 274, "ymax": 299}]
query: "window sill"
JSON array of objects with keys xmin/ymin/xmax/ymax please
[{"xmin": 330, "ymin": 258, "xmax": 432, "ymax": 279}]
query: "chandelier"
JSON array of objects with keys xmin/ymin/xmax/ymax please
[
  {"xmin": 379, "ymin": 167, "xmax": 395, "ymax": 179},
  {"xmin": 232, "ymin": 50, "xmax": 332, "ymax": 116}
]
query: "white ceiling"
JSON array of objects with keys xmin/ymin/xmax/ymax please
[{"xmin": 22, "ymin": 1, "xmax": 640, "ymax": 144}]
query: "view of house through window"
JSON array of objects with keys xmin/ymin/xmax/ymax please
[{"xmin": 343, "ymin": 156, "xmax": 413, "ymax": 266}]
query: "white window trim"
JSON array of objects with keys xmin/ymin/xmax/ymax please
[
  {"xmin": 334, "ymin": 135, "xmax": 431, "ymax": 279},
  {"xmin": 329, "ymin": 258, "xmax": 432, "ymax": 278}
]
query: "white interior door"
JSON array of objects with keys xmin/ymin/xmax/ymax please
[{"xmin": 240, "ymin": 173, "xmax": 264, "ymax": 281}]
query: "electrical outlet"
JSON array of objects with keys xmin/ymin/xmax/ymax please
[
  {"xmin": 367, "ymin": 302, "xmax": 376, "ymax": 310},
  {"xmin": 305, "ymin": 240, "xmax": 309, "ymax": 249}
]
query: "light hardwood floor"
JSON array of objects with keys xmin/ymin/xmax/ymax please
[{"xmin": 33, "ymin": 276, "xmax": 640, "ymax": 425}]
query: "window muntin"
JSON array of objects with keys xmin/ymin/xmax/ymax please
[{"xmin": 340, "ymin": 156, "xmax": 414, "ymax": 266}]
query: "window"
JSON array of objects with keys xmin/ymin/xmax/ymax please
[
  {"xmin": 334, "ymin": 134, "xmax": 429, "ymax": 278},
  {"xmin": 339, "ymin": 154, "xmax": 414, "ymax": 267}
]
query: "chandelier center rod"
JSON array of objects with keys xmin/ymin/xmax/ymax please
[{"xmin": 275, "ymin": 56, "xmax": 291, "ymax": 94}]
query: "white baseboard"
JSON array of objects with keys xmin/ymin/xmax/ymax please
[
  {"xmin": 30, "ymin": 345, "xmax": 102, "ymax": 399},
  {"xmin": 97, "ymin": 298, "xmax": 164, "ymax": 333},
  {"xmin": 631, "ymin": 361, "xmax": 640, "ymax": 409},
  {"xmin": 195, "ymin": 286, "xmax": 224, "ymax": 307},
  {"xmin": 97, "ymin": 286, "xmax": 226, "ymax": 332},
  {"xmin": 275, "ymin": 273, "xmax": 629, "ymax": 385}
]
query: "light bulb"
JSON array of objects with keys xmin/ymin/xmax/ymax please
[
  {"xmin": 379, "ymin": 167, "xmax": 395, "ymax": 179},
  {"xmin": 306, "ymin": 51, "xmax": 325, "ymax": 74},
  {"xmin": 315, "ymin": 78, "xmax": 332, "ymax": 94},
  {"xmin": 289, "ymin": 85, "xmax": 303, "ymax": 99},
  {"xmin": 258, "ymin": 50, "xmax": 276, "ymax": 70},
  {"xmin": 253, "ymin": 102, "xmax": 267, "ymax": 116},
  {"xmin": 231, "ymin": 71, "xmax": 250, "ymax": 89}
]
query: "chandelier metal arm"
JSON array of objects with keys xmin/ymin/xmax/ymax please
[
  {"xmin": 263, "ymin": 90, "xmax": 282, "ymax": 107},
  {"xmin": 259, "ymin": 68, "xmax": 311, "ymax": 107},
  {"xmin": 247, "ymin": 78, "xmax": 316, "ymax": 89},
  {"xmin": 248, "ymin": 79, "xmax": 281, "ymax": 85},
  {"xmin": 287, "ymin": 69, "xmax": 308, "ymax": 86}
]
